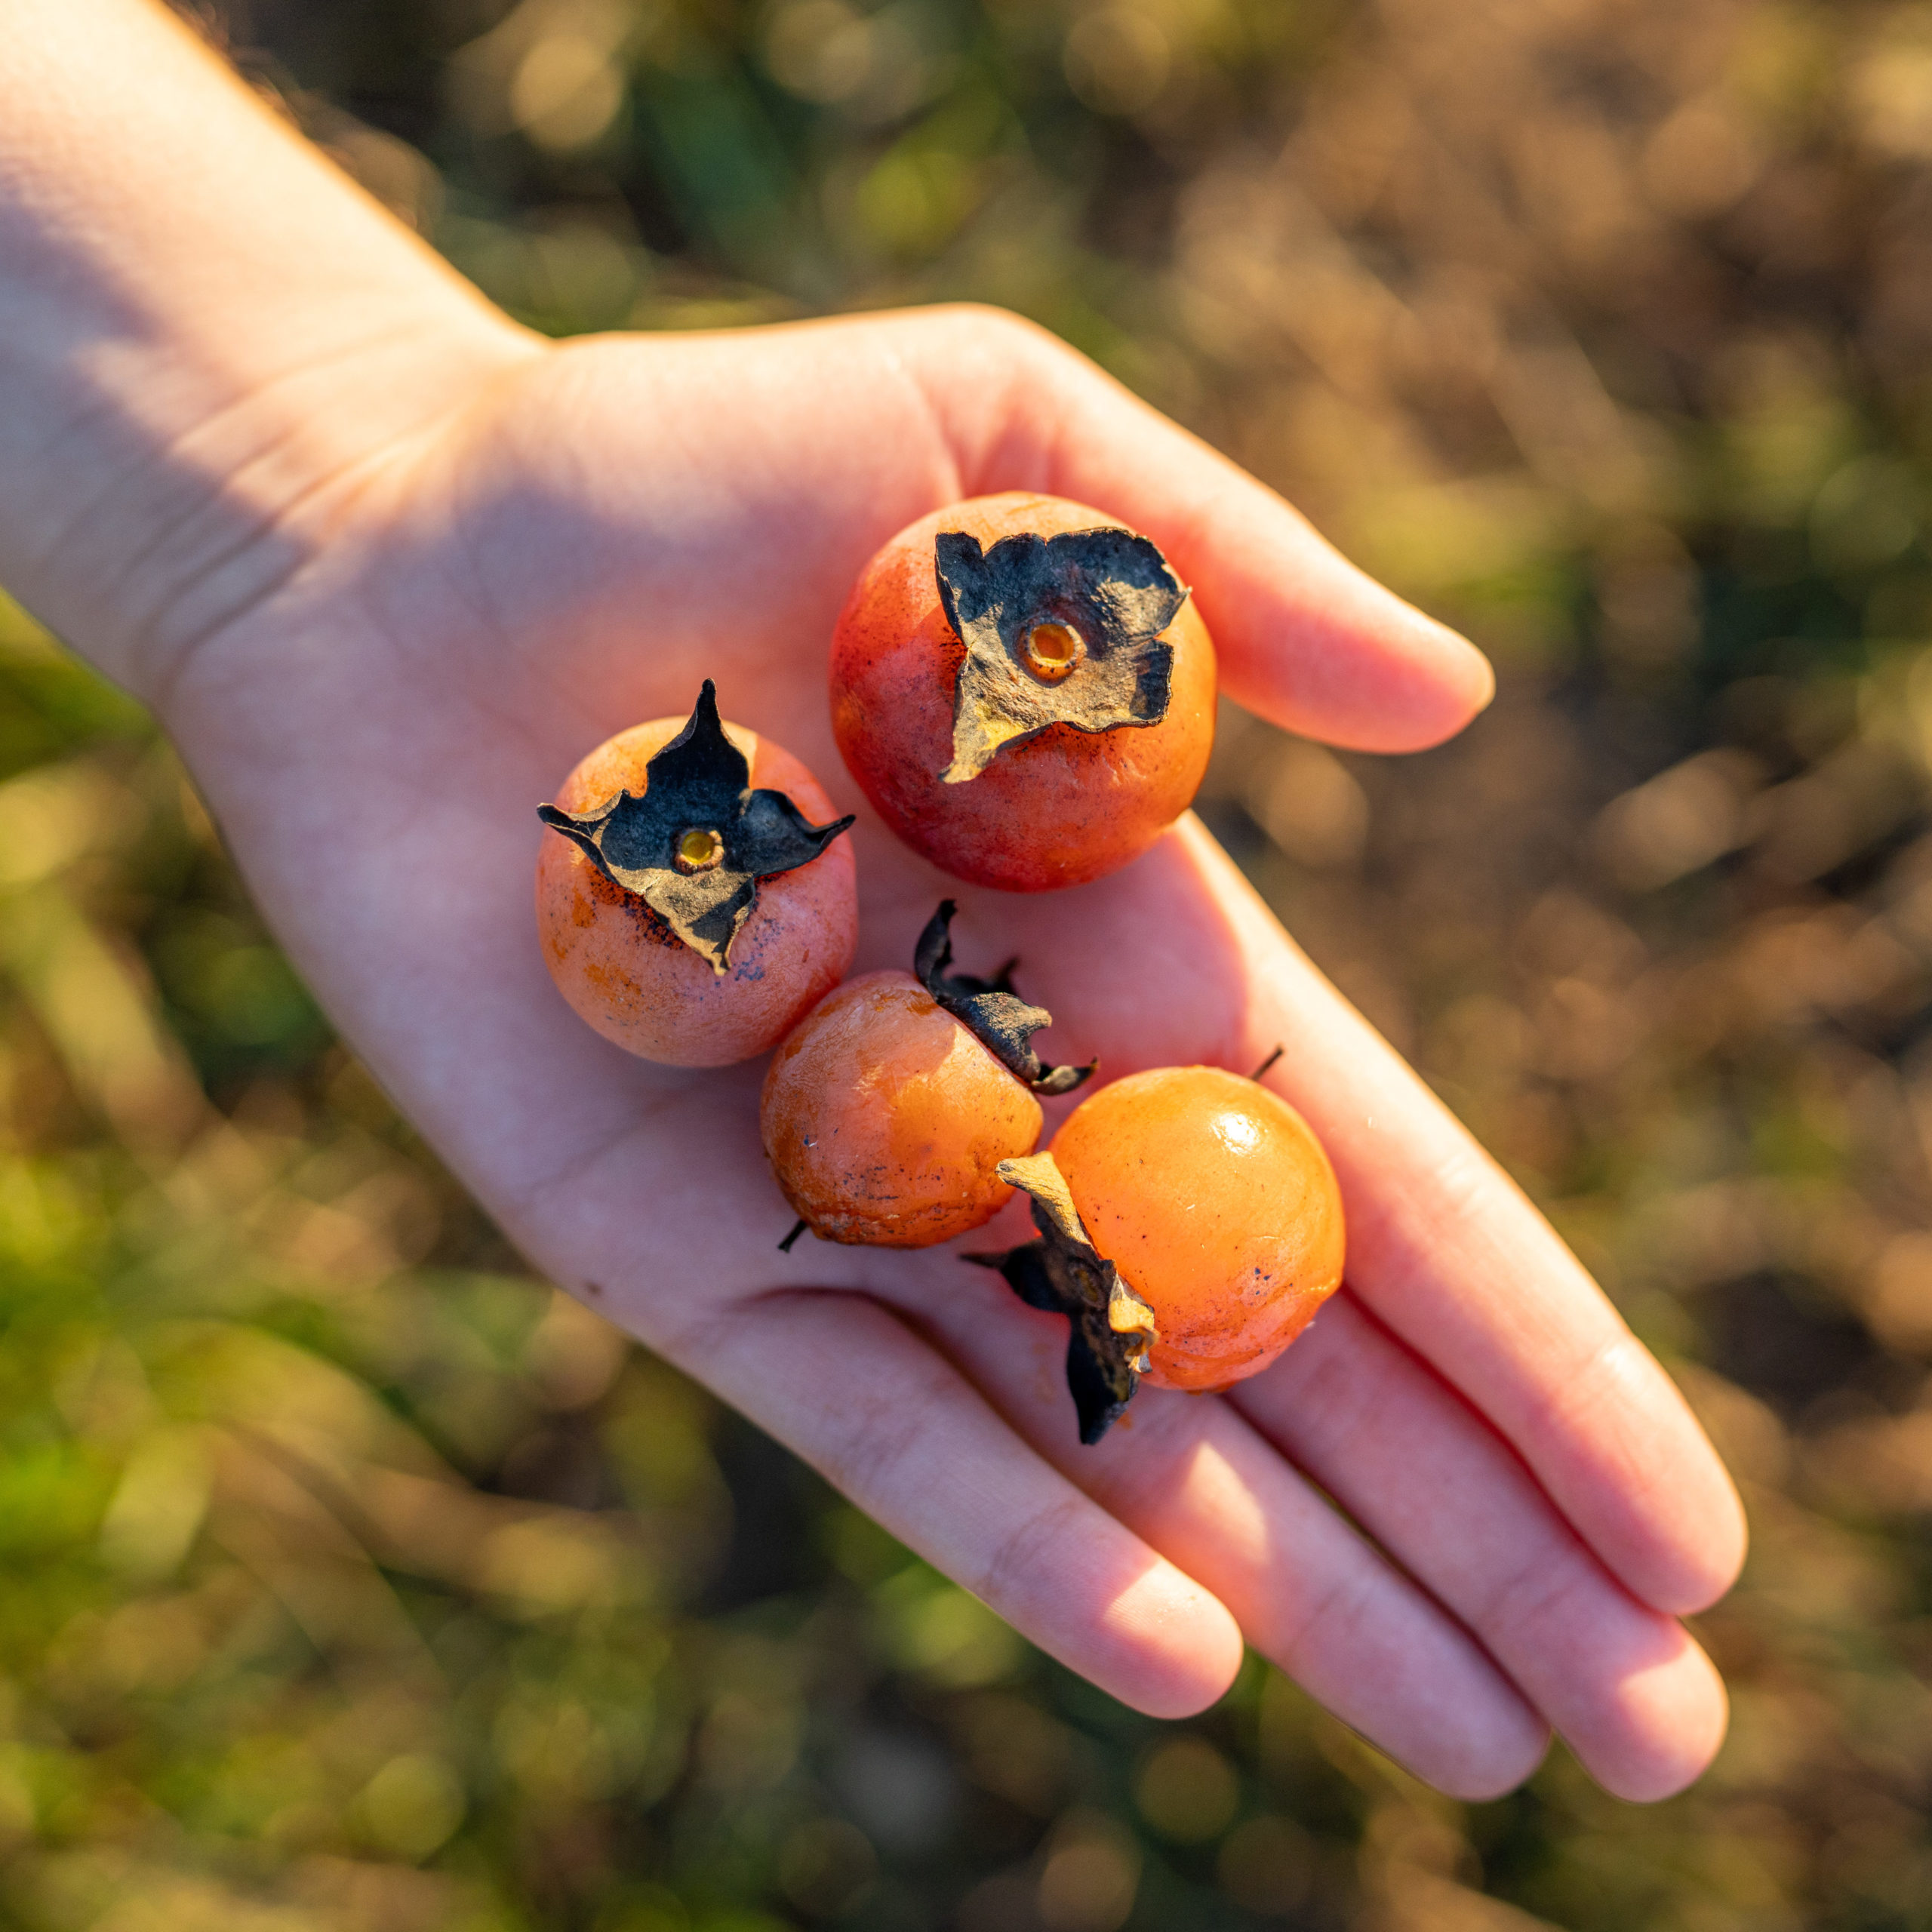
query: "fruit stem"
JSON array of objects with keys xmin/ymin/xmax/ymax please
[
  {"xmin": 777, "ymin": 1218, "xmax": 808, "ymax": 1254},
  {"xmin": 1024, "ymin": 620, "xmax": 1084, "ymax": 681}
]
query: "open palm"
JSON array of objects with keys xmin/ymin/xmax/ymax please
[{"xmin": 155, "ymin": 306, "xmax": 1742, "ymax": 1803}]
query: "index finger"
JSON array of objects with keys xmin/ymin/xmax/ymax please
[{"xmin": 903, "ymin": 306, "xmax": 1496, "ymax": 750}]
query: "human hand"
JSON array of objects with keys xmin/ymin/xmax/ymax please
[
  {"xmin": 1, "ymin": 0, "xmax": 1743, "ymax": 1806},
  {"xmin": 141, "ymin": 304, "xmax": 1743, "ymax": 1802}
]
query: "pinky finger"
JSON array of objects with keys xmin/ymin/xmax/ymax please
[{"xmin": 684, "ymin": 1286, "xmax": 1247, "ymax": 1718}]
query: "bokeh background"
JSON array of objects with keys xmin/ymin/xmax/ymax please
[{"xmin": 5, "ymin": 0, "xmax": 1932, "ymax": 1924}]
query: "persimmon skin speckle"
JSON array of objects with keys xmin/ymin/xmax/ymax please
[
  {"xmin": 829, "ymin": 492, "xmax": 1217, "ymax": 893},
  {"xmin": 1050, "ymin": 1066, "xmax": 1345, "ymax": 1392},
  {"xmin": 761, "ymin": 972, "xmax": 1043, "ymax": 1247},
  {"xmin": 536, "ymin": 717, "xmax": 857, "ymax": 1067}
]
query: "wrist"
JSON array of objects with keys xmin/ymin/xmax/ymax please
[
  {"xmin": 0, "ymin": 0, "xmax": 541, "ymax": 707},
  {"xmin": 80, "ymin": 315, "xmax": 546, "ymax": 718}
]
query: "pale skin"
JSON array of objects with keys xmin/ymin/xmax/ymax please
[{"xmin": 2, "ymin": 0, "xmax": 1745, "ymax": 1803}]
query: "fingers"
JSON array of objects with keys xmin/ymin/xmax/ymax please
[
  {"xmin": 1233, "ymin": 1294, "xmax": 1728, "ymax": 1801},
  {"xmin": 903, "ymin": 1265, "xmax": 1550, "ymax": 1799},
  {"xmin": 893, "ymin": 306, "xmax": 1494, "ymax": 752},
  {"xmin": 1180, "ymin": 820, "xmax": 1747, "ymax": 1614},
  {"xmin": 682, "ymin": 1287, "xmax": 1244, "ymax": 1720},
  {"xmin": 420, "ymin": 306, "xmax": 1488, "ymax": 761}
]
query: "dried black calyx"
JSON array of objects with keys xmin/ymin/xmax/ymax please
[
  {"xmin": 538, "ymin": 681, "xmax": 854, "ymax": 976},
  {"xmin": 934, "ymin": 525, "xmax": 1189, "ymax": 784},
  {"xmin": 914, "ymin": 900, "xmax": 1094, "ymax": 1097},
  {"xmin": 966, "ymin": 1152, "xmax": 1157, "ymax": 1446}
]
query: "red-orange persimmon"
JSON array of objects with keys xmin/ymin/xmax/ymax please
[{"xmin": 829, "ymin": 492, "xmax": 1216, "ymax": 892}]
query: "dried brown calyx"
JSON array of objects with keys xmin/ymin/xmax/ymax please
[
  {"xmin": 935, "ymin": 525, "xmax": 1190, "ymax": 784},
  {"xmin": 914, "ymin": 900, "xmax": 1094, "ymax": 1097},
  {"xmin": 968, "ymin": 1151, "xmax": 1157, "ymax": 1445},
  {"xmin": 538, "ymin": 682, "xmax": 854, "ymax": 976}
]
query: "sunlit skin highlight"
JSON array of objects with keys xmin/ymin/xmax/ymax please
[
  {"xmin": 829, "ymin": 492, "xmax": 1217, "ymax": 892},
  {"xmin": 1050, "ymin": 1066, "xmax": 1346, "ymax": 1392},
  {"xmin": 536, "ymin": 717, "xmax": 857, "ymax": 1067}
]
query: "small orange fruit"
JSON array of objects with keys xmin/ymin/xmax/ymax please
[
  {"xmin": 974, "ymin": 1066, "xmax": 1344, "ymax": 1441},
  {"xmin": 761, "ymin": 902, "xmax": 1091, "ymax": 1248},
  {"xmin": 536, "ymin": 683, "xmax": 857, "ymax": 1066},
  {"xmin": 829, "ymin": 492, "xmax": 1217, "ymax": 891}
]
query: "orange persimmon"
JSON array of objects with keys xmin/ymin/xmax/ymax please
[
  {"xmin": 829, "ymin": 492, "xmax": 1217, "ymax": 892},
  {"xmin": 1051, "ymin": 1066, "xmax": 1345, "ymax": 1392},
  {"xmin": 536, "ymin": 685, "xmax": 856, "ymax": 1067},
  {"xmin": 977, "ymin": 1065, "xmax": 1344, "ymax": 1441},
  {"xmin": 761, "ymin": 902, "xmax": 1091, "ymax": 1247}
]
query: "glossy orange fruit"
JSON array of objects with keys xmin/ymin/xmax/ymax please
[
  {"xmin": 761, "ymin": 903, "xmax": 1090, "ymax": 1247},
  {"xmin": 1050, "ymin": 1066, "xmax": 1345, "ymax": 1392},
  {"xmin": 829, "ymin": 492, "xmax": 1217, "ymax": 892},
  {"xmin": 535, "ymin": 690, "xmax": 857, "ymax": 1067}
]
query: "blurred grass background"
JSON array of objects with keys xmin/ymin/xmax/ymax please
[{"xmin": 5, "ymin": 0, "xmax": 1932, "ymax": 1924}]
